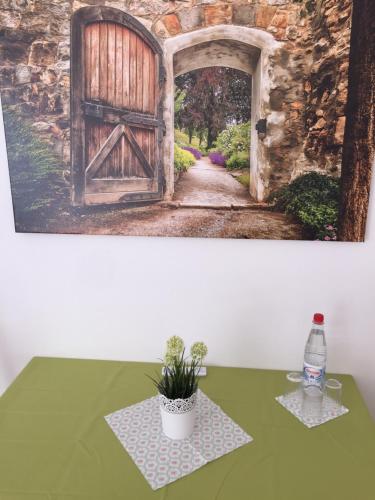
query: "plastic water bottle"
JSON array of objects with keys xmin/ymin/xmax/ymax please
[{"xmin": 303, "ymin": 313, "xmax": 327, "ymax": 390}]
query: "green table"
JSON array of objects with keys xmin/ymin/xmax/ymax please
[{"xmin": 0, "ymin": 357, "xmax": 374, "ymax": 500}]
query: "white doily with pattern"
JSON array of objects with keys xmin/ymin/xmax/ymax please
[
  {"xmin": 159, "ymin": 392, "xmax": 197, "ymax": 414},
  {"xmin": 276, "ymin": 389, "xmax": 349, "ymax": 428},
  {"xmin": 105, "ymin": 389, "xmax": 253, "ymax": 490}
]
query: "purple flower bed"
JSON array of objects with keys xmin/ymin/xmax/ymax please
[
  {"xmin": 209, "ymin": 151, "xmax": 226, "ymax": 167},
  {"xmin": 182, "ymin": 146, "xmax": 202, "ymax": 159}
]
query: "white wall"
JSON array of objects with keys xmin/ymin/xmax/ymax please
[{"xmin": 0, "ymin": 106, "xmax": 374, "ymax": 420}]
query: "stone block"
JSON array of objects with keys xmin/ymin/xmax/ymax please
[
  {"xmin": 123, "ymin": 0, "xmax": 170, "ymax": 17},
  {"xmin": 337, "ymin": 88, "xmax": 348, "ymax": 106},
  {"xmin": 288, "ymin": 9, "xmax": 298, "ymax": 26},
  {"xmin": 270, "ymin": 12, "xmax": 288, "ymax": 29},
  {"xmin": 289, "ymin": 110, "xmax": 299, "ymax": 120},
  {"xmin": 19, "ymin": 12, "xmax": 54, "ymax": 36},
  {"xmin": 54, "ymin": 60, "xmax": 70, "ymax": 74},
  {"xmin": 270, "ymin": 27, "xmax": 287, "ymax": 41},
  {"xmin": 286, "ymin": 25, "xmax": 298, "ymax": 40},
  {"xmin": 32, "ymin": 121, "xmax": 51, "ymax": 132},
  {"xmin": 0, "ymin": 0, "xmax": 30, "ymax": 12},
  {"xmin": 178, "ymin": 6, "xmax": 203, "ymax": 32},
  {"xmin": 153, "ymin": 20, "xmax": 168, "ymax": 38},
  {"xmin": 0, "ymin": 66, "xmax": 14, "ymax": 87},
  {"xmin": 255, "ymin": 5, "xmax": 277, "ymax": 29},
  {"xmin": 29, "ymin": 41, "xmax": 58, "ymax": 66},
  {"xmin": 312, "ymin": 117, "xmax": 326, "ymax": 130},
  {"xmin": 1, "ymin": 88, "xmax": 16, "ymax": 105},
  {"xmin": 0, "ymin": 10, "xmax": 21, "ymax": 29},
  {"xmin": 0, "ymin": 30, "xmax": 35, "ymax": 64},
  {"xmin": 304, "ymin": 81, "xmax": 312, "ymax": 93},
  {"xmin": 204, "ymin": 5, "xmax": 232, "ymax": 26},
  {"xmin": 58, "ymin": 41, "xmax": 70, "ymax": 61},
  {"xmin": 134, "ymin": 16, "xmax": 153, "ymax": 31},
  {"xmin": 162, "ymin": 13, "xmax": 182, "ymax": 35},
  {"xmin": 75, "ymin": 0, "xmax": 105, "ymax": 3},
  {"xmin": 334, "ymin": 116, "xmax": 346, "ymax": 144},
  {"xmin": 233, "ymin": 5, "xmax": 255, "ymax": 26},
  {"xmin": 40, "ymin": 69, "xmax": 57, "ymax": 85},
  {"xmin": 291, "ymin": 101, "xmax": 303, "ymax": 110},
  {"xmin": 15, "ymin": 64, "xmax": 32, "ymax": 85},
  {"xmin": 270, "ymin": 89, "xmax": 285, "ymax": 111}
]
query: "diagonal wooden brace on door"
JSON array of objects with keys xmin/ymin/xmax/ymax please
[
  {"xmin": 85, "ymin": 124, "xmax": 154, "ymax": 179},
  {"xmin": 122, "ymin": 124, "xmax": 154, "ymax": 178},
  {"xmin": 85, "ymin": 124, "xmax": 124, "ymax": 179}
]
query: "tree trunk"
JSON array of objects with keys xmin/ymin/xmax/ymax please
[
  {"xmin": 338, "ymin": 0, "xmax": 375, "ymax": 242},
  {"xmin": 188, "ymin": 127, "xmax": 193, "ymax": 144},
  {"xmin": 198, "ymin": 130, "xmax": 204, "ymax": 146},
  {"xmin": 207, "ymin": 127, "xmax": 214, "ymax": 150}
]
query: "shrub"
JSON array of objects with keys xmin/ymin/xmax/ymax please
[
  {"xmin": 270, "ymin": 172, "xmax": 340, "ymax": 240},
  {"xmin": 236, "ymin": 173, "xmax": 250, "ymax": 189},
  {"xmin": 208, "ymin": 151, "xmax": 227, "ymax": 167},
  {"xmin": 174, "ymin": 144, "xmax": 195, "ymax": 172},
  {"xmin": 3, "ymin": 106, "xmax": 67, "ymax": 225},
  {"xmin": 174, "ymin": 129, "xmax": 190, "ymax": 147},
  {"xmin": 226, "ymin": 151, "xmax": 249, "ymax": 170},
  {"xmin": 182, "ymin": 146, "xmax": 202, "ymax": 159},
  {"xmin": 174, "ymin": 129, "xmax": 206, "ymax": 152},
  {"xmin": 215, "ymin": 122, "xmax": 250, "ymax": 158}
]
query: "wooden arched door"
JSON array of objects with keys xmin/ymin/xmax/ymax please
[{"xmin": 71, "ymin": 7, "xmax": 165, "ymax": 206}]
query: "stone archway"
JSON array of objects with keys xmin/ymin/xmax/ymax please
[{"xmin": 162, "ymin": 25, "xmax": 282, "ymax": 202}]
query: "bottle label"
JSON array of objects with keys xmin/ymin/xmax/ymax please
[{"xmin": 303, "ymin": 362, "xmax": 325, "ymax": 387}]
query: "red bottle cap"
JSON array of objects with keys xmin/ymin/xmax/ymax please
[{"xmin": 313, "ymin": 313, "xmax": 324, "ymax": 325}]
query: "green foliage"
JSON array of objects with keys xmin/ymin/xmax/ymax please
[
  {"xmin": 236, "ymin": 172, "xmax": 250, "ymax": 189},
  {"xmin": 3, "ymin": 106, "xmax": 66, "ymax": 223},
  {"xmin": 226, "ymin": 151, "xmax": 249, "ymax": 170},
  {"xmin": 174, "ymin": 144, "xmax": 195, "ymax": 172},
  {"xmin": 175, "ymin": 68, "xmax": 251, "ymax": 150},
  {"xmin": 148, "ymin": 350, "xmax": 200, "ymax": 399},
  {"xmin": 174, "ymin": 129, "xmax": 206, "ymax": 152},
  {"xmin": 174, "ymin": 129, "xmax": 190, "ymax": 147},
  {"xmin": 215, "ymin": 122, "xmax": 250, "ymax": 158},
  {"xmin": 174, "ymin": 88, "xmax": 186, "ymax": 115},
  {"xmin": 148, "ymin": 336, "xmax": 207, "ymax": 399},
  {"xmin": 270, "ymin": 172, "xmax": 340, "ymax": 240}
]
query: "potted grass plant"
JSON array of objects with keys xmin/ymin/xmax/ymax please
[{"xmin": 149, "ymin": 336, "xmax": 208, "ymax": 440}]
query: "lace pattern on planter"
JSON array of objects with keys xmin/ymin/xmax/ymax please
[{"xmin": 159, "ymin": 392, "xmax": 197, "ymax": 414}]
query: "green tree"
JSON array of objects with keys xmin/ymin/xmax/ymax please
[{"xmin": 175, "ymin": 67, "xmax": 251, "ymax": 149}]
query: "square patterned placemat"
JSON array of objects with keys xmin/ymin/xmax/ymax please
[
  {"xmin": 105, "ymin": 389, "xmax": 253, "ymax": 490},
  {"xmin": 276, "ymin": 390, "xmax": 349, "ymax": 428}
]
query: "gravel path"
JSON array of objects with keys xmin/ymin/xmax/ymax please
[
  {"xmin": 173, "ymin": 157, "xmax": 252, "ymax": 207},
  {"xmin": 42, "ymin": 204, "xmax": 303, "ymax": 240},
  {"xmin": 22, "ymin": 158, "xmax": 303, "ymax": 239}
]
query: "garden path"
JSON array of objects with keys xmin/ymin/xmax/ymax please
[
  {"xmin": 43, "ymin": 205, "xmax": 303, "ymax": 240},
  {"xmin": 173, "ymin": 157, "xmax": 252, "ymax": 207},
  {"xmin": 30, "ymin": 156, "xmax": 303, "ymax": 239}
]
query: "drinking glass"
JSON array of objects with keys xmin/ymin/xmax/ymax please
[
  {"xmin": 302, "ymin": 385, "xmax": 323, "ymax": 422},
  {"xmin": 324, "ymin": 378, "xmax": 342, "ymax": 412},
  {"xmin": 285, "ymin": 372, "xmax": 302, "ymax": 397}
]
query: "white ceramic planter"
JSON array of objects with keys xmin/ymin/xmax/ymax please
[{"xmin": 159, "ymin": 392, "xmax": 197, "ymax": 440}]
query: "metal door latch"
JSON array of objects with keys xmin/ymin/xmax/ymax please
[{"xmin": 256, "ymin": 118, "xmax": 267, "ymax": 139}]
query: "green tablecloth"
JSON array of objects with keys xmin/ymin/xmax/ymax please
[{"xmin": 0, "ymin": 357, "xmax": 374, "ymax": 499}]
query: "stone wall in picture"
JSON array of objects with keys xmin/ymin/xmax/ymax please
[
  {"xmin": 0, "ymin": 0, "xmax": 352, "ymax": 196},
  {"xmin": 300, "ymin": 0, "xmax": 352, "ymax": 177}
]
